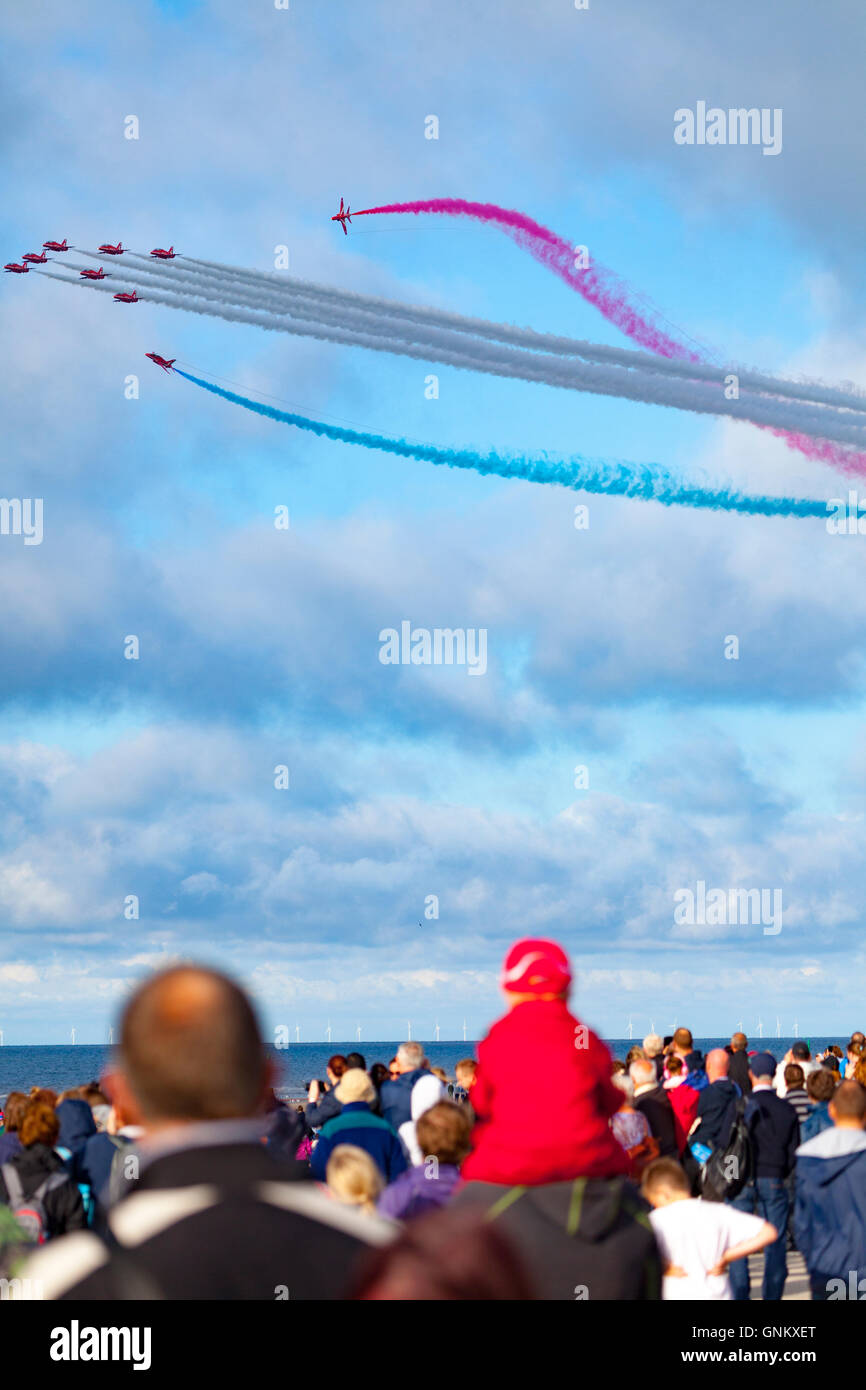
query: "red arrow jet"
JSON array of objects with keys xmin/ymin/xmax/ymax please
[
  {"xmin": 42, "ymin": 238, "xmax": 68, "ymax": 252},
  {"xmin": 145, "ymin": 353, "xmax": 176, "ymax": 372},
  {"xmin": 331, "ymin": 197, "xmax": 352, "ymax": 235},
  {"xmin": 79, "ymin": 267, "xmax": 106, "ymax": 279},
  {"xmin": 99, "ymin": 241, "xmax": 124, "ymax": 255},
  {"xmin": 22, "ymin": 251, "xmax": 48, "ymax": 264},
  {"xmin": 4, "ymin": 262, "xmax": 29, "ymax": 273},
  {"xmin": 113, "ymin": 290, "xmax": 139, "ymax": 303},
  {"xmin": 150, "ymin": 245, "xmax": 176, "ymax": 259}
]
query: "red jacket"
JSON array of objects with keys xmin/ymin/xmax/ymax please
[
  {"xmin": 461, "ymin": 999, "xmax": 629, "ymax": 1185},
  {"xmin": 666, "ymin": 1081, "xmax": 699, "ymax": 1154}
]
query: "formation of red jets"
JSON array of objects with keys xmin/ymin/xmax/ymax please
[{"xmin": 5, "ymin": 234, "xmax": 180, "ymax": 299}]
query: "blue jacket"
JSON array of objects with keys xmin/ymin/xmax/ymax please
[
  {"xmin": 744, "ymin": 1085, "xmax": 799, "ymax": 1179},
  {"xmin": 800, "ymin": 1101, "xmax": 833, "ymax": 1145},
  {"xmin": 794, "ymin": 1128, "xmax": 866, "ymax": 1282},
  {"xmin": 311, "ymin": 1103, "xmax": 407, "ymax": 1183},
  {"xmin": 378, "ymin": 1068, "xmax": 429, "ymax": 1131},
  {"xmin": 56, "ymin": 1099, "xmax": 97, "ymax": 1161},
  {"xmin": 304, "ymin": 1089, "xmax": 342, "ymax": 1129}
]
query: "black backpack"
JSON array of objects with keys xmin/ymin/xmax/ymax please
[{"xmin": 701, "ymin": 1097, "xmax": 752, "ymax": 1202}]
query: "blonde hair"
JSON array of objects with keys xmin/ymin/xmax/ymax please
[{"xmin": 326, "ymin": 1144, "xmax": 384, "ymax": 1215}]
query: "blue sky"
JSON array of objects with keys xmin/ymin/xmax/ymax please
[{"xmin": 1, "ymin": 0, "xmax": 865, "ymax": 1043}]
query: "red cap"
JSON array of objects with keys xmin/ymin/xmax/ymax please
[{"xmin": 500, "ymin": 938, "xmax": 571, "ymax": 996}]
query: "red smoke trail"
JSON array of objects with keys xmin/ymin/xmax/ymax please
[
  {"xmin": 353, "ymin": 198, "xmax": 865, "ymax": 477},
  {"xmin": 352, "ymin": 199, "xmax": 702, "ymax": 362}
]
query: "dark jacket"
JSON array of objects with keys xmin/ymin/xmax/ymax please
[
  {"xmin": 378, "ymin": 1067, "xmax": 430, "ymax": 1131},
  {"xmin": 794, "ymin": 1128, "xmax": 866, "ymax": 1283},
  {"xmin": 77, "ymin": 1132, "xmax": 131, "ymax": 1227},
  {"xmin": 744, "ymin": 1085, "xmax": 799, "ymax": 1179},
  {"xmin": 311, "ymin": 1103, "xmax": 407, "ymax": 1184},
  {"xmin": 727, "ymin": 1050, "xmax": 753, "ymax": 1098},
  {"xmin": 800, "ymin": 1101, "xmax": 833, "ymax": 1145},
  {"xmin": 0, "ymin": 1132, "xmax": 22, "ymax": 1164},
  {"xmin": 694, "ymin": 1079, "xmax": 740, "ymax": 1150},
  {"xmin": 56, "ymin": 1099, "xmax": 97, "ymax": 1160},
  {"xmin": 0, "ymin": 1142, "xmax": 87, "ymax": 1238},
  {"xmin": 20, "ymin": 1139, "xmax": 391, "ymax": 1299},
  {"xmin": 634, "ymin": 1085, "xmax": 678, "ymax": 1157},
  {"xmin": 304, "ymin": 1088, "xmax": 342, "ymax": 1129},
  {"xmin": 453, "ymin": 1177, "xmax": 661, "ymax": 1300}
]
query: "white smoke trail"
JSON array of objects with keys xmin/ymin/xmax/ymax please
[{"xmin": 35, "ymin": 270, "xmax": 866, "ymax": 447}]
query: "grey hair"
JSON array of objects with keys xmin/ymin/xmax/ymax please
[
  {"xmin": 629, "ymin": 1058, "xmax": 656, "ymax": 1086},
  {"xmin": 611, "ymin": 1072, "xmax": 635, "ymax": 1102},
  {"xmin": 396, "ymin": 1041, "xmax": 424, "ymax": 1068}
]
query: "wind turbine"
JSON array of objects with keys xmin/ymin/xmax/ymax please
[
  {"xmin": 650, "ymin": 1020, "xmax": 655, "ymax": 1035},
  {"xmin": 757, "ymin": 1018, "xmax": 763, "ymax": 1039},
  {"xmin": 434, "ymin": 1020, "xmax": 441, "ymax": 1042},
  {"xmin": 793, "ymin": 1019, "xmax": 799, "ymax": 1038},
  {"xmin": 295, "ymin": 1025, "xmax": 300, "ymax": 1044},
  {"xmin": 627, "ymin": 1017, "xmax": 633, "ymax": 1040},
  {"xmin": 70, "ymin": 1027, "xmax": 76, "ymax": 1045},
  {"xmin": 108, "ymin": 1026, "xmax": 114, "ymax": 1045},
  {"xmin": 326, "ymin": 1021, "xmax": 332, "ymax": 1044},
  {"xmin": 407, "ymin": 1021, "xmax": 412, "ymax": 1042},
  {"xmin": 463, "ymin": 1019, "xmax": 467, "ymax": 1042},
  {"xmin": 0, "ymin": 1028, "xmax": 4, "ymax": 1046},
  {"xmin": 356, "ymin": 1024, "xmax": 362, "ymax": 1043}
]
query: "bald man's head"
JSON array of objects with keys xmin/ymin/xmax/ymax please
[
  {"xmin": 706, "ymin": 1049, "xmax": 729, "ymax": 1082},
  {"xmin": 118, "ymin": 966, "xmax": 268, "ymax": 1123}
]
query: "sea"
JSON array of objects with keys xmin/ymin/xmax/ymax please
[{"xmin": 0, "ymin": 1035, "xmax": 843, "ymax": 1106}]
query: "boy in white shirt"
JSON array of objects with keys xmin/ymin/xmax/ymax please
[{"xmin": 642, "ymin": 1158, "xmax": 777, "ymax": 1300}]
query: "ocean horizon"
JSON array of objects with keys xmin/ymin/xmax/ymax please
[{"xmin": 0, "ymin": 1034, "xmax": 843, "ymax": 1105}]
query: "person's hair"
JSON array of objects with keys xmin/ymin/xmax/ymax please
[
  {"xmin": 2, "ymin": 1092, "xmax": 28, "ymax": 1134},
  {"xmin": 784, "ymin": 1064, "xmax": 805, "ymax": 1089},
  {"xmin": 370, "ymin": 1063, "xmax": 389, "ymax": 1090},
  {"xmin": 29, "ymin": 1088, "xmax": 57, "ymax": 1106},
  {"xmin": 730, "ymin": 1033, "xmax": 747, "ymax": 1052},
  {"xmin": 335, "ymin": 1068, "xmax": 377, "ymax": 1106},
  {"xmin": 326, "ymin": 1145, "xmax": 383, "ymax": 1215},
  {"xmin": 430, "ymin": 1066, "xmax": 449, "ymax": 1084},
  {"xmin": 454, "ymin": 1058, "xmax": 476, "ymax": 1079},
  {"xmin": 81, "ymin": 1083, "xmax": 109, "ymax": 1107},
  {"xmin": 58, "ymin": 1088, "xmax": 84, "ymax": 1103},
  {"xmin": 829, "ymin": 1044, "xmax": 843, "ymax": 1058},
  {"xmin": 643, "ymin": 1034, "xmax": 663, "ymax": 1057},
  {"xmin": 345, "ymin": 1052, "xmax": 366, "ymax": 1072},
  {"xmin": 831, "ymin": 1079, "xmax": 866, "ymax": 1122},
  {"xmin": 352, "ymin": 1209, "xmax": 535, "ymax": 1300},
  {"xmin": 327, "ymin": 1055, "xmax": 349, "ymax": 1080},
  {"xmin": 611, "ymin": 1058, "xmax": 627, "ymax": 1075},
  {"xmin": 120, "ymin": 965, "xmax": 266, "ymax": 1122},
  {"xmin": 807, "ymin": 1068, "xmax": 836, "ymax": 1103},
  {"xmin": 822, "ymin": 1054, "xmax": 840, "ymax": 1074},
  {"xmin": 625, "ymin": 1045, "xmax": 647, "ymax": 1065},
  {"xmin": 629, "ymin": 1058, "xmax": 656, "ymax": 1087},
  {"xmin": 673, "ymin": 1028, "xmax": 693, "ymax": 1052},
  {"xmin": 19, "ymin": 1099, "xmax": 60, "ymax": 1148},
  {"xmin": 611, "ymin": 1072, "xmax": 635, "ymax": 1103},
  {"xmin": 853, "ymin": 1057, "xmax": 866, "ymax": 1088},
  {"xmin": 396, "ymin": 1041, "xmax": 424, "ymax": 1069},
  {"xmin": 849, "ymin": 1033, "xmax": 865, "ymax": 1048},
  {"xmin": 847, "ymin": 1042, "xmax": 865, "ymax": 1061},
  {"xmin": 640, "ymin": 1157, "xmax": 690, "ymax": 1200},
  {"xmin": 415, "ymin": 1101, "xmax": 472, "ymax": 1165},
  {"xmin": 666, "ymin": 1056, "xmax": 684, "ymax": 1076},
  {"xmin": 791, "ymin": 1042, "xmax": 810, "ymax": 1061}
]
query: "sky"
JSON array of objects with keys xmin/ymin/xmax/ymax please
[{"xmin": 1, "ymin": 0, "xmax": 865, "ymax": 1043}]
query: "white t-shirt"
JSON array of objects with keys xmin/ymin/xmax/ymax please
[{"xmin": 650, "ymin": 1198, "xmax": 768, "ymax": 1300}]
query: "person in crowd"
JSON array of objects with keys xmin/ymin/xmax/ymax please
[
  {"xmin": 461, "ymin": 938, "xmax": 628, "ymax": 1185},
  {"xmin": 774, "ymin": 1042, "xmax": 817, "ymax": 1098},
  {"xmin": 801, "ymin": 1067, "xmax": 838, "ymax": 1143},
  {"xmin": 19, "ymin": 966, "xmax": 395, "ymax": 1298},
  {"xmin": 81, "ymin": 1083, "xmax": 112, "ymax": 1134},
  {"xmin": 663, "ymin": 1056, "xmax": 699, "ymax": 1154},
  {"xmin": 624, "ymin": 1045, "xmax": 647, "ymax": 1067},
  {"xmin": 369, "ymin": 1062, "xmax": 389, "ymax": 1093},
  {"xmin": 0, "ymin": 1098, "xmax": 86, "ymax": 1240},
  {"xmin": 387, "ymin": 1058, "xmax": 400, "ymax": 1081},
  {"xmin": 454, "ymin": 1059, "xmax": 476, "ymax": 1093},
  {"xmin": 378, "ymin": 1101, "xmax": 471, "ymax": 1221},
  {"xmin": 822, "ymin": 1053, "xmax": 841, "ymax": 1076},
  {"xmin": 430, "ymin": 1066, "xmax": 449, "ymax": 1086},
  {"xmin": 842, "ymin": 1039, "xmax": 865, "ymax": 1080},
  {"xmin": 0, "ymin": 1092, "xmax": 27, "ymax": 1163},
  {"xmin": 643, "ymin": 1033, "xmax": 665, "ymax": 1081},
  {"xmin": 852, "ymin": 1054, "xmax": 866, "ymax": 1088},
  {"xmin": 726, "ymin": 1051, "xmax": 799, "ymax": 1302},
  {"xmin": 353, "ymin": 1208, "xmax": 536, "ymax": 1300},
  {"xmin": 610, "ymin": 1072, "xmax": 655, "ymax": 1178},
  {"xmin": 304, "ymin": 1055, "xmax": 349, "ymax": 1129},
  {"xmin": 378, "ymin": 1042, "xmax": 432, "ymax": 1131},
  {"xmin": 55, "ymin": 1094, "xmax": 97, "ymax": 1166},
  {"xmin": 783, "ymin": 1064, "xmax": 812, "ymax": 1126},
  {"xmin": 77, "ymin": 1095, "xmax": 145, "ymax": 1231},
  {"xmin": 398, "ymin": 1072, "xmax": 447, "ymax": 1166},
  {"xmin": 691, "ymin": 1048, "xmax": 740, "ymax": 1154},
  {"xmin": 311, "ymin": 1068, "xmax": 407, "ymax": 1184},
  {"xmin": 643, "ymin": 1157, "xmax": 776, "ymax": 1300},
  {"xmin": 263, "ymin": 1088, "xmax": 307, "ymax": 1163},
  {"xmin": 631, "ymin": 1058, "xmax": 678, "ymax": 1159},
  {"xmin": 325, "ymin": 1145, "xmax": 385, "ymax": 1218},
  {"xmin": 794, "ymin": 1078, "xmax": 866, "ymax": 1300},
  {"xmin": 727, "ymin": 1033, "xmax": 753, "ymax": 1098},
  {"xmin": 345, "ymin": 1052, "xmax": 366, "ymax": 1072}
]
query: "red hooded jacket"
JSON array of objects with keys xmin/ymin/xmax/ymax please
[{"xmin": 461, "ymin": 998, "xmax": 629, "ymax": 1185}]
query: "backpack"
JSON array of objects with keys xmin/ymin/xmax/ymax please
[
  {"xmin": 1, "ymin": 1163, "xmax": 67, "ymax": 1244},
  {"xmin": 700, "ymin": 1097, "xmax": 752, "ymax": 1202}
]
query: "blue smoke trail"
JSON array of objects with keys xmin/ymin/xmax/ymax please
[{"xmin": 174, "ymin": 369, "xmax": 829, "ymax": 520}]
